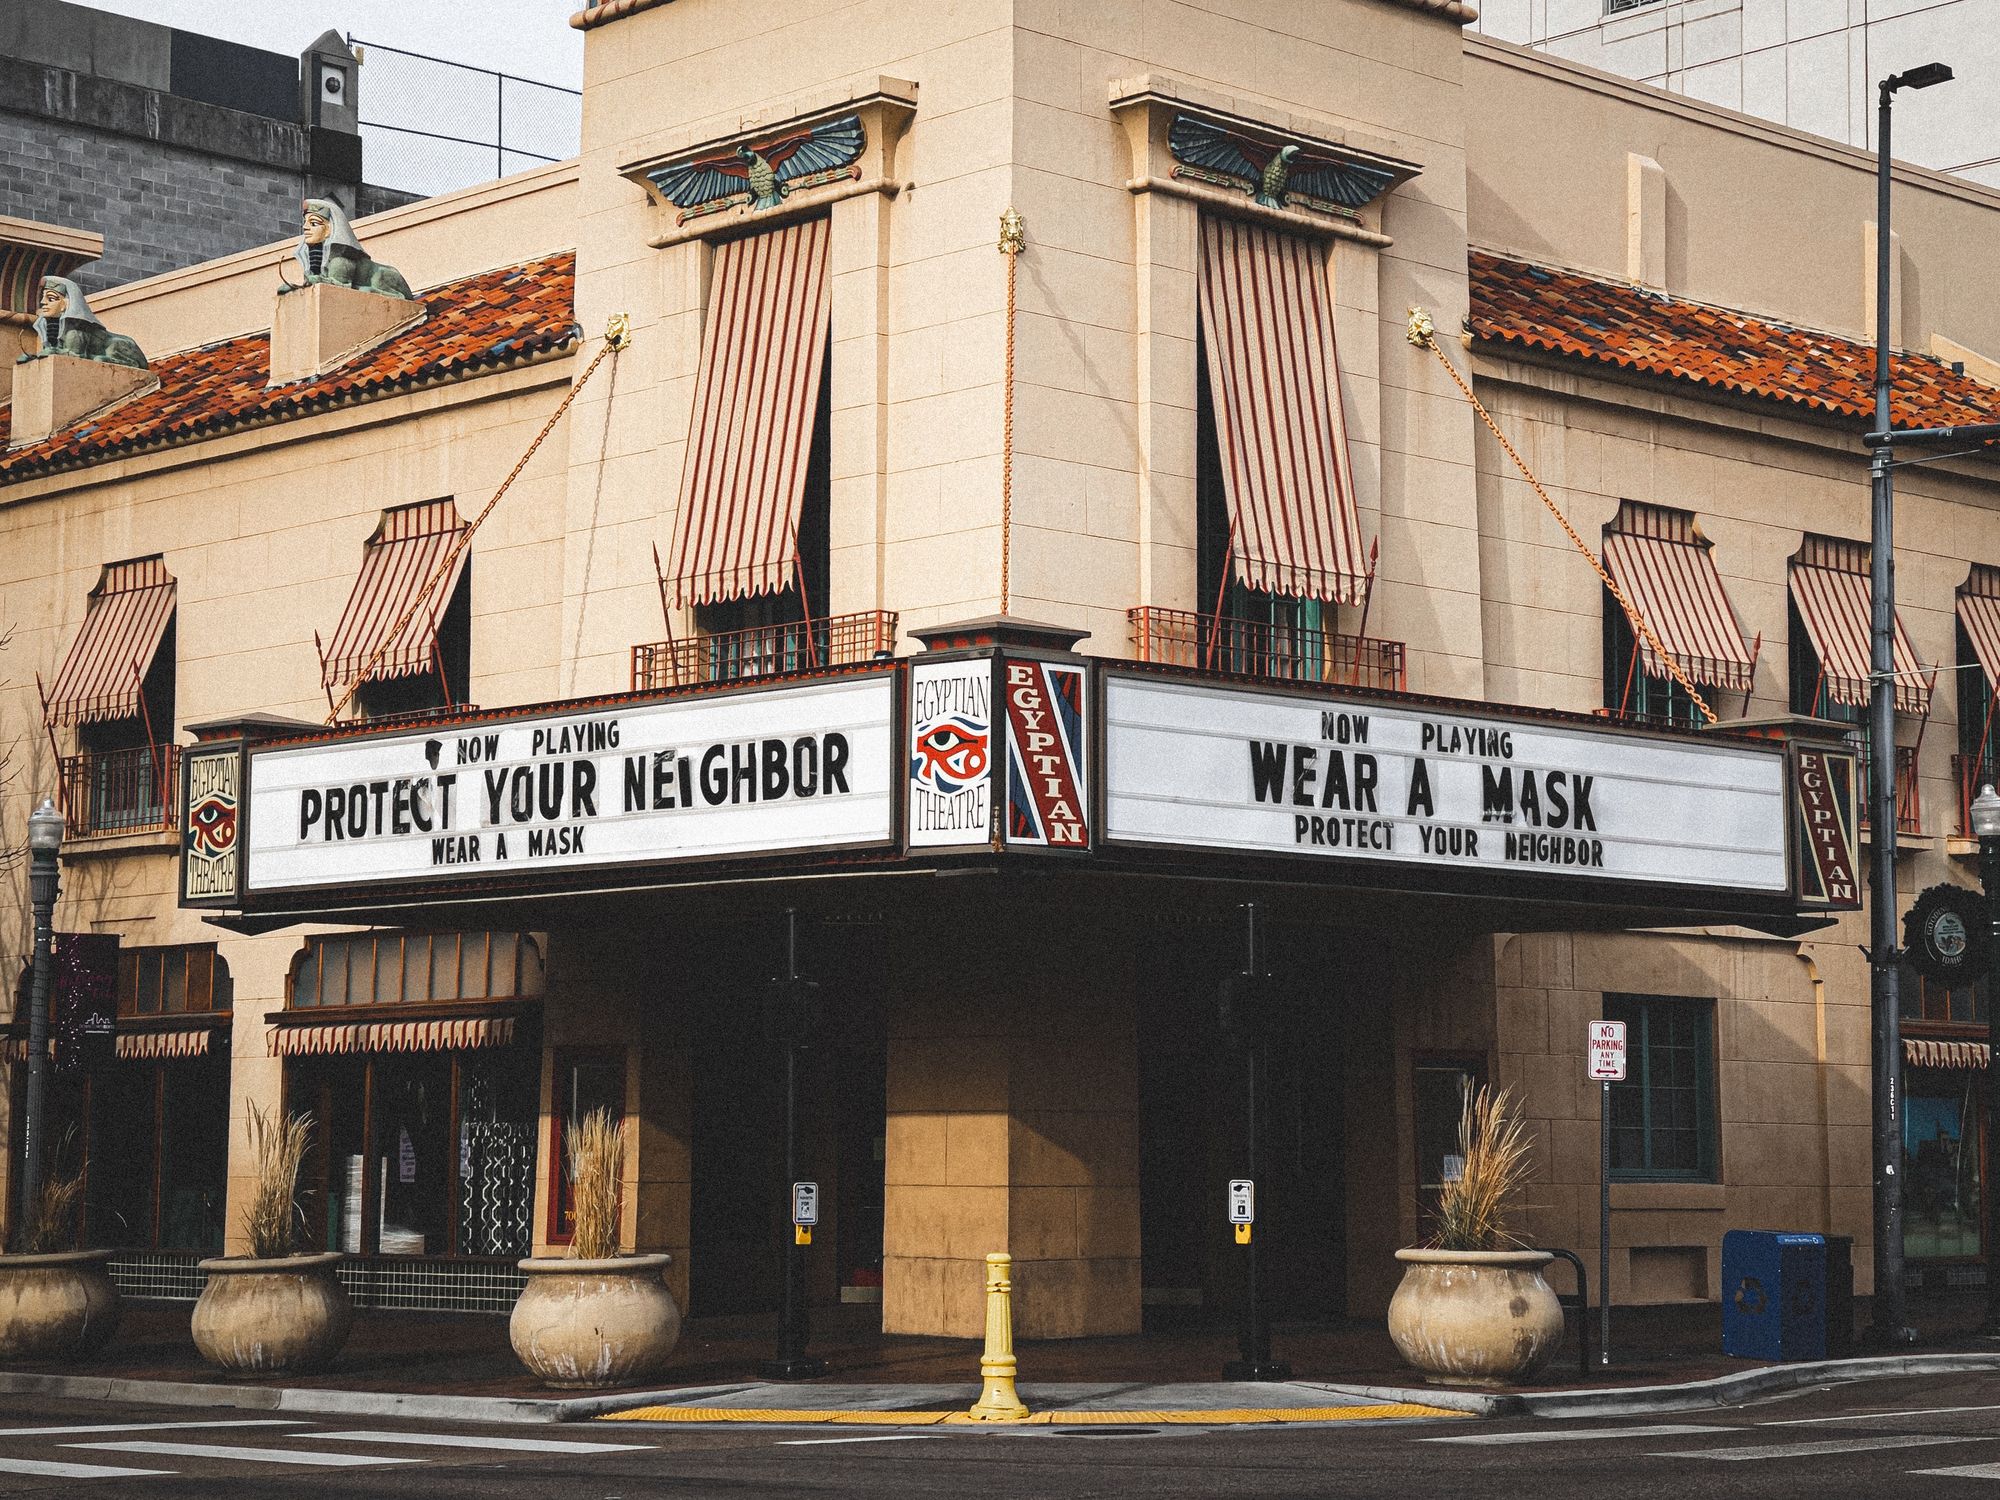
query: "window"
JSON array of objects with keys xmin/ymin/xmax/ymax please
[
  {"xmin": 547, "ymin": 1047, "xmax": 626, "ymax": 1246},
  {"xmin": 1605, "ymin": 0, "xmax": 1658, "ymax": 12},
  {"xmin": 1599, "ymin": 503, "xmax": 1753, "ymax": 727},
  {"xmin": 1604, "ymin": 601, "xmax": 1705, "ymax": 726},
  {"xmin": 1900, "ymin": 961, "xmax": 1990, "ymax": 1025},
  {"xmin": 1904, "ymin": 1078, "xmax": 1983, "ymax": 1261},
  {"xmin": 1605, "ymin": 995, "xmax": 1717, "ymax": 1181},
  {"xmin": 1413, "ymin": 1055, "xmax": 1485, "ymax": 1238},
  {"xmin": 290, "ymin": 931, "xmax": 544, "ymax": 1008},
  {"xmin": 118, "ymin": 945, "xmax": 229, "ymax": 1016},
  {"xmin": 320, "ymin": 500, "xmax": 472, "ymax": 722}
]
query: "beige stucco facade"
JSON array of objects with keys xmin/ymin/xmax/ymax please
[{"xmin": 3, "ymin": 0, "xmax": 1998, "ymax": 1343}]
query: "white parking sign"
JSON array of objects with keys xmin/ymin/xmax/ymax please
[
  {"xmin": 792, "ymin": 1181, "xmax": 819, "ymax": 1226},
  {"xmin": 1588, "ymin": 1021, "xmax": 1627, "ymax": 1081}
]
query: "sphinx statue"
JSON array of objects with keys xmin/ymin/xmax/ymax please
[
  {"xmin": 286, "ymin": 198, "xmax": 415, "ymax": 300},
  {"xmin": 19, "ymin": 277, "xmax": 148, "ymax": 369}
]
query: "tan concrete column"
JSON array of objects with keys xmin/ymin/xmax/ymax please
[{"xmin": 883, "ymin": 933, "xmax": 1140, "ymax": 1339}]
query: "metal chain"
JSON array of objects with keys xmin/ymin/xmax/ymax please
[
  {"xmin": 998, "ymin": 208, "xmax": 1025, "ymax": 618},
  {"xmin": 1406, "ymin": 307, "xmax": 1718, "ymax": 727},
  {"xmin": 325, "ymin": 315, "xmax": 631, "ymax": 724}
]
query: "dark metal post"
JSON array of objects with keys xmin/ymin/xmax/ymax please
[
  {"xmin": 14, "ymin": 814, "xmax": 59, "ymax": 1250},
  {"xmin": 1600, "ymin": 1078, "xmax": 1612, "ymax": 1367},
  {"xmin": 1224, "ymin": 902, "xmax": 1289, "ymax": 1381},
  {"xmin": 761, "ymin": 909, "xmax": 826, "ymax": 1380},
  {"xmin": 1982, "ymin": 821, "xmax": 2000, "ymax": 1335},
  {"xmin": 1867, "ymin": 77, "xmax": 1916, "ymax": 1348}
]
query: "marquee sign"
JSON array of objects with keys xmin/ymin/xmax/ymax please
[
  {"xmin": 235, "ymin": 674, "xmax": 896, "ymax": 897},
  {"xmin": 908, "ymin": 658, "xmax": 993, "ymax": 848},
  {"xmin": 1100, "ymin": 674, "xmax": 1793, "ymax": 896}
]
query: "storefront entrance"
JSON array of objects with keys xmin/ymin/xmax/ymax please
[{"xmin": 1138, "ymin": 917, "xmax": 1349, "ymax": 1328}]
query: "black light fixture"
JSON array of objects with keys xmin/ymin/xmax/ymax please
[
  {"xmin": 14, "ymin": 798, "xmax": 63, "ymax": 1249},
  {"xmin": 1888, "ymin": 62, "xmax": 1954, "ymax": 93}
]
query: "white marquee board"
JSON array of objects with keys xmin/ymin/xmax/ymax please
[
  {"xmin": 243, "ymin": 675, "xmax": 896, "ymax": 893},
  {"xmin": 1102, "ymin": 675, "xmax": 1788, "ymax": 893}
]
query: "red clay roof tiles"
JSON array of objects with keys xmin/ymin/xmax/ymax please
[
  {"xmin": 1, "ymin": 251, "xmax": 578, "ymax": 483},
  {"xmin": 1469, "ymin": 248, "xmax": 1999, "ymax": 434}
]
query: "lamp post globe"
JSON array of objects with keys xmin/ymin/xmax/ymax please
[
  {"xmin": 27, "ymin": 798, "xmax": 62, "ymax": 852},
  {"xmin": 1972, "ymin": 785, "xmax": 2000, "ymax": 841}
]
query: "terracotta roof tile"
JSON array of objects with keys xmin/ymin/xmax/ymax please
[
  {"xmin": 1, "ymin": 251, "xmax": 579, "ymax": 483},
  {"xmin": 1468, "ymin": 249, "xmax": 1999, "ymax": 435}
]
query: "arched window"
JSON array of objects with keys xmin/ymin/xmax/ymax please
[{"xmin": 289, "ymin": 932, "xmax": 544, "ymax": 1008}]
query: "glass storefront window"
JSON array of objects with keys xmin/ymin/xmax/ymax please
[
  {"xmin": 548, "ymin": 1048, "xmax": 625, "ymax": 1245},
  {"xmin": 1905, "ymin": 1081, "xmax": 1984, "ymax": 1262}
]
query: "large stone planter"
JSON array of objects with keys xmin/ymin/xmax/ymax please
[
  {"xmin": 191, "ymin": 1252, "xmax": 352, "ymax": 1374},
  {"xmin": 1387, "ymin": 1248, "xmax": 1565, "ymax": 1387},
  {"xmin": 510, "ymin": 1253, "xmax": 680, "ymax": 1389},
  {"xmin": 0, "ymin": 1249, "xmax": 121, "ymax": 1361}
]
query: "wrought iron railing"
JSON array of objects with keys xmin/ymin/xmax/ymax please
[
  {"xmin": 1857, "ymin": 739, "xmax": 1921, "ymax": 835},
  {"xmin": 1128, "ymin": 607, "xmax": 1407, "ymax": 693},
  {"xmin": 632, "ymin": 611, "xmax": 899, "ymax": 692},
  {"xmin": 356, "ymin": 703, "xmax": 482, "ymax": 729},
  {"xmin": 59, "ymin": 743, "xmax": 178, "ymax": 837}
]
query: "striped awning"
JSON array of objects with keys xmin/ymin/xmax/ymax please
[
  {"xmin": 1197, "ymin": 215, "xmax": 1367, "ymax": 606},
  {"xmin": 1790, "ymin": 556, "xmax": 1931, "ymax": 716},
  {"xmin": 1602, "ymin": 513, "xmax": 1755, "ymax": 693},
  {"xmin": 44, "ymin": 558, "xmax": 176, "ymax": 727},
  {"xmin": 1958, "ymin": 566, "xmax": 2000, "ymax": 689},
  {"xmin": 270, "ymin": 1014, "xmax": 517, "ymax": 1056},
  {"xmin": 1905, "ymin": 1037, "xmax": 1991, "ymax": 1071},
  {"xmin": 666, "ymin": 217, "xmax": 832, "ymax": 607},
  {"xmin": 321, "ymin": 499, "xmax": 469, "ymax": 689},
  {"xmin": 115, "ymin": 1027, "xmax": 215, "ymax": 1061}
]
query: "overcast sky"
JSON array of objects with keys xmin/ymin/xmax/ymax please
[{"xmin": 83, "ymin": 0, "xmax": 583, "ymax": 89}]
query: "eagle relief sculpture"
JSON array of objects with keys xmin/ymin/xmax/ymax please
[
  {"xmin": 19, "ymin": 276, "xmax": 148, "ymax": 369},
  {"xmin": 284, "ymin": 198, "xmax": 416, "ymax": 300},
  {"xmin": 1168, "ymin": 115, "xmax": 1399, "ymax": 216},
  {"xmin": 647, "ymin": 115, "xmax": 866, "ymax": 221}
]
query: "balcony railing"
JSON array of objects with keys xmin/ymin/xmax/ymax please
[
  {"xmin": 1128, "ymin": 607, "xmax": 1407, "ymax": 693},
  {"xmin": 355, "ymin": 703, "xmax": 482, "ymax": 729},
  {"xmin": 632, "ymin": 610, "xmax": 899, "ymax": 692},
  {"xmin": 1858, "ymin": 739, "xmax": 1921, "ymax": 835},
  {"xmin": 59, "ymin": 743, "xmax": 179, "ymax": 838}
]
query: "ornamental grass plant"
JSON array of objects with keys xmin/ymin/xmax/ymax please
[
  {"xmin": 1428, "ymin": 1084, "xmax": 1533, "ymax": 1252},
  {"xmin": 242, "ymin": 1102, "xmax": 312, "ymax": 1259},
  {"xmin": 23, "ymin": 1130, "xmax": 85, "ymax": 1254},
  {"xmin": 565, "ymin": 1108, "xmax": 624, "ymax": 1260}
]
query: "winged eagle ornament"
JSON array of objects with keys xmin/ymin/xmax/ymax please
[
  {"xmin": 1168, "ymin": 115, "xmax": 1398, "ymax": 212},
  {"xmin": 648, "ymin": 114, "xmax": 866, "ymax": 214}
]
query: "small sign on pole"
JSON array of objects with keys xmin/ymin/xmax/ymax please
[
  {"xmin": 1588, "ymin": 1020, "xmax": 1627, "ymax": 1081},
  {"xmin": 1229, "ymin": 1178, "xmax": 1254, "ymax": 1243},
  {"xmin": 792, "ymin": 1180, "xmax": 818, "ymax": 1245}
]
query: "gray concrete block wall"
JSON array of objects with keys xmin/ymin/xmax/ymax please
[{"xmin": 0, "ymin": 111, "xmax": 305, "ymax": 291}]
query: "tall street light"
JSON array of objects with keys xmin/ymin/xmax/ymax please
[
  {"xmin": 1868, "ymin": 60, "xmax": 1952, "ymax": 1348},
  {"xmin": 14, "ymin": 797, "xmax": 62, "ymax": 1250},
  {"xmin": 1969, "ymin": 784, "xmax": 2000, "ymax": 1335}
]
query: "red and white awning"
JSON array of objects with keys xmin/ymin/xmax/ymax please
[
  {"xmin": 321, "ymin": 499, "xmax": 469, "ymax": 689},
  {"xmin": 115, "ymin": 1027, "xmax": 215, "ymax": 1061},
  {"xmin": 1958, "ymin": 566, "xmax": 2000, "ymax": 689},
  {"xmin": 1905, "ymin": 1037, "xmax": 1990, "ymax": 1071},
  {"xmin": 269, "ymin": 1014, "xmax": 517, "ymax": 1056},
  {"xmin": 1790, "ymin": 557, "xmax": 1930, "ymax": 715},
  {"xmin": 44, "ymin": 558, "xmax": 176, "ymax": 727},
  {"xmin": 666, "ymin": 217, "xmax": 832, "ymax": 607},
  {"xmin": 1197, "ymin": 215, "xmax": 1368, "ymax": 606},
  {"xmin": 1602, "ymin": 516, "xmax": 1755, "ymax": 693}
]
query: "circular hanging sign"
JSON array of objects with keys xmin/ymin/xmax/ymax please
[{"xmin": 1905, "ymin": 883, "xmax": 1990, "ymax": 984}]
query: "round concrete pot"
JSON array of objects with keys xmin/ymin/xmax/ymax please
[
  {"xmin": 191, "ymin": 1252, "xmax": 352, "ymax": 1374},
  {"xmin": 0, "ymin": 1249, "xmax": 122, "ymax": 1361},
  {"xmin": 1387, "ymin": 1248, "xmax": 1565, "ymax": 1387},
  {"xmin": 510, "ymin": 1253, "xmax": 680, "ymax": 1389}
]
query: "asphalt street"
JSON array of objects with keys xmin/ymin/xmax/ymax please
[{"xmin": 4, "ymin": 1372, "xmax": 2000, "ymax": 1496}]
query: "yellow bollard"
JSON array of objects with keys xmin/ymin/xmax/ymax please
[{"xmin": 966, "ymin": 1251, "xmax": 1030, "ymax": 1422}]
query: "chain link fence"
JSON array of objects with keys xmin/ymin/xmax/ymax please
[{"xmin": 348, "ymin": 37, "xmax": 580, "ymax": 199}]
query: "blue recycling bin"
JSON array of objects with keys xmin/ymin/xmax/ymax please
[{"xmin": 1722, "ymin": 1230, "xmax": 1827, "ymax": 1361}]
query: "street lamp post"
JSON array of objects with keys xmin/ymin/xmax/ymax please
[
  {"xmin": 1969, "ymin": 784, "xmax": 2000, "ymax": 1335},
  {"xmin": 14, "ymin": 798, "xmax": 63, "ymax": 1251},
  {"xmin": 1866, "ymin": 61, "xmax": 1952, "ymax": 1349}
]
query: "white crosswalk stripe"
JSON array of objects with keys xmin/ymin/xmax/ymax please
[
  {"xmin": 1916, "ymin": 1464, "xmax": 2000, "ymax": 1480},
  {"xmin": 312, "ymin": 1429, "xmax": 654, "ymax": 1453},
  {"xmin": 1648, "ymin": 1434, "xmax": 1995, "ymax": 1462},
  {"xmin": 0, "ymin": 1455, "xmax": 174, "ymax": 1479},
  {"xmin": 0, "ymin": 1420, "xmax": 298, "ymax": 1438},
  {"xmin": 70, "ymin": 1439, "xmax": 421, "ymax": 1467},
  {"xmin": 1425, "ymin": 1424, "xmax": 1733, "ymax": 1445}
]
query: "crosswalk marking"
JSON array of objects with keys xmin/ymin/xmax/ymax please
[
  {"xmin": 1424, "ymin": 1424, "xmax": 1733, "ymax": 1445},
  {"xmin": 70, "ymin": 1439, "xmax": 420, "ymax": 1468},
  {"xmin": 1764, "ymin": 1403, "xmax": 2000, "ymax": 1426},
  {"xmin": 313, "ymin": 1430, "xmax": 654, "ymax": 1454},
  {"xmin": 1648, "ymin": 1435, "xmax": 1992, "ymax": 1462},
  {"xmin": 1915, "ymin": 1463, "xmax": 2000, "ymax": 1480},
  {"xmin": 0, "ymin": 1455, "xmax": 175, "ymax": 1479},
  {"xmin": 777, "ymin": 1435, "xmax": 943, "ymax": 1446},
  {"xmin": 0, "ymin": 1420, "xmax": 299, "ymax": 1438}
]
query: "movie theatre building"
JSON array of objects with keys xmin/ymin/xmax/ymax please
[{"xmin": 6, "ymin": 0, "xmax": 2000, "ymax": 1335}]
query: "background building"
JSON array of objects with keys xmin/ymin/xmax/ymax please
[{"xmin": 1470, "ymin": 0, "xmax": 2000, "ymax": 190}]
